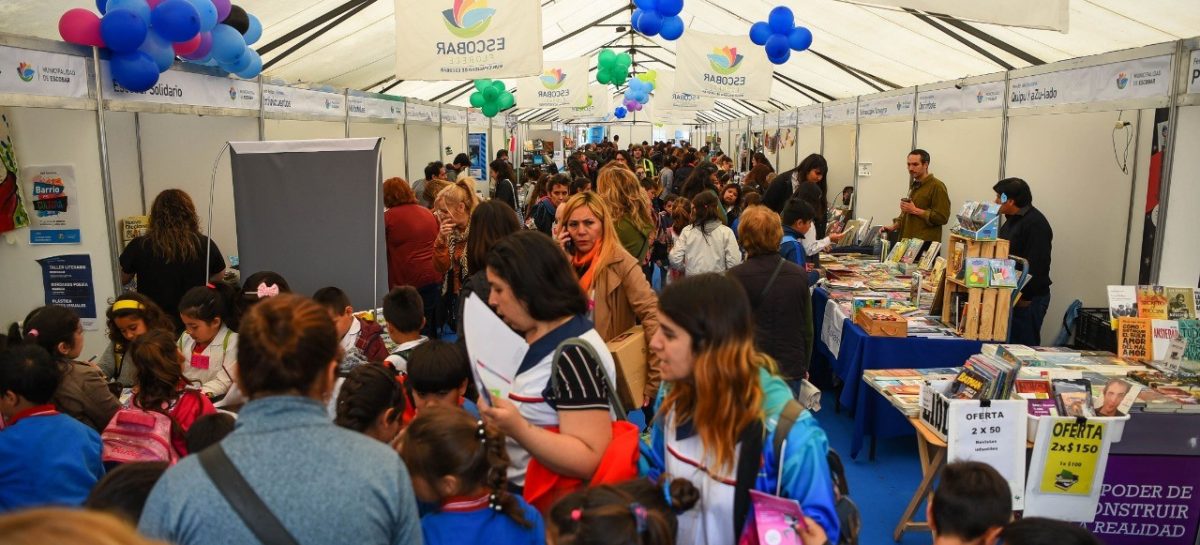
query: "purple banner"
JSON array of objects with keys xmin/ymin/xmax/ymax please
[{"xmin": 1082, "ymin": 455, "xmax": 1200, "ymax": 544}]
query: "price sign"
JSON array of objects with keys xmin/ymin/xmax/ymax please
[
  {"xmin": 948, "ymin": 399, "xmax": 1027, "ymax": 509},
  {"xmin": 1040, "ymin": 419, "xmax": 1106, "ymax": 496}
]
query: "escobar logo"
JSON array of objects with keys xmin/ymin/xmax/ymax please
[
  {"xmin": 17, "ymin": 63, "xmax": 35, "ymax": 82},
  {"xmin": 1116, "ymin": 72, "xmax": 1129, "ymax": 90},
  {"xmin": 976, "ymin": 90, "xmax": 984, "ymax": 103},
  {"xmin": 572, "ymin": 94, "xmax": 594, "ymax": 111},
  {"xmin": 704, "ymin": 47, "xmax": 746, "ymax": 86},
  {"xmin": 436, "ymin": 0, "xmax": 505, "ymax": 59},
  {"xmin": 538, "ymin": 68, "xmax": 570, "ymax": 98}
]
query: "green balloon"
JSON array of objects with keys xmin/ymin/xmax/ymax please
[
  {"xmin": 617, "ymin": 53, "xmax": 632, "ymax": 68},
  {"xmin": 470, "ymin": 92, "xmax": 486, "ymax": 108},
  {"xmin": 490, "ymin": 80, "xmax": 505, "ymax": 94},
  {"xmin": 499, "ymin": 92, "xmax": 514, "ymax": 109},
  {"xmin": 482, "ymin": 86, "xmax": 498, "ymax": 100},
  {"xmin": 474, "ymin": 79, "xmax": 490, "ymax": 92},
  {"xmin": 597, "ymin": 68, "xmax": 611, "ymax": 85},
  {"xmin": 599, "ymin": 48, "xmax": 616, "ymax": 66},
  {"xmin": 482, "ymin": 104, "xmax": 499, "ymax": 117}
]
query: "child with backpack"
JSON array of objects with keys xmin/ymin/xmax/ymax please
[
  {"xmin": 406, "ymin": 340, "xmax": 479, "ymax": 418},
  {"xmin": 98, "ymin": 294, "xmax": 176, "ymax": 391},
  {"xmin": 177, "ymin": 284, "xmax": 239, "ymax": 400},
  {"xmin": 547, "ymin": 476, "xmax": 701, "ymax": 545},
  {"xmin": 0, "ymin": 345, "xmax": 104, "ymax": 512},
  {"xmin": 381, "ymin": 286, "xmax": 430, "ymax": 372},
  {"xmin": 335, "ymin": 364, "xmax": 409, "ymax": 445},
  {"xmin": 399, "ymin": 406, "xmax": 544, "ymax": 545},
  {"xmin": 314, "ymin": 286, "xmax": 390, "ymax": 374},
  {"xmin": 104, "ymin": 329, "xmax": 216, "ymax": 464}
]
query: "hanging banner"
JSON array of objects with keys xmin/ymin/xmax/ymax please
[
  {"xmin": 393, "ymin": 0, "xmax": 543, "ymax": 81},
  {"xmin": 917, "ymin": 82, "xmax": 1005, "ymax": 117},
  {"xmin": 947, "ymin": 400, "xmax": 1028, "ymax": 509},
  {"xmin": 558, "ymin": 85, "xmax": 610, "ymax": 120},
  {"xmin": 858, "ymin": 94, "xmax": 915, "ymax": 121},
  {"xmin": 1025, "ymin": 417, "xmax": 1119, "ymax": 521},
  {"xmin": 823, "ymin": 101, "xmax": 857, "ymax": 125},
  {"xmin": 38, "ymin": 254, "xmax": 97, "ymax": 330},
  {"xmin": 348, "ymin": 94, "xmax": 406, "ymax": 120},
  {"xmin": 797, "ymin": 106, "xmax": 822, "ymax": 126},
  {"xmin": 468, "ymin": 110, "xmax": 489, "ymax": 126},
  {"xmin": 263, "ymin": 85, "xmax": 345, "ymax": 117},
  {"xmin": 1009, "ymin": 55, "xmax": 1172, "ymax": 109},
  {"xmin": 834, "ymin": 0, "xmax": 1068, "ymax": 32},
  {"xmin": 101, "ymin": 64, "xmax": 259, "ymax": 110},
  {"xmin": 407, "ymin": 102, "xmax": 441, "ymax": 124},
  {"xmin": 1138, "ymin": 108, "xmax": 1170, "ymax": 283},
  {"xmin": 676, "ymin": 30, "xmax": 773, "ymax": 101},
  {"xmin": 1084, "ymin": 454, "xmax": 1200, "ymax": 545},
  {"xmin": 654, "ymin": 71, "xmax": 716, "ymax": 111},
  {"xmin": 442, "ymin": 107, "xmax": 467, "ymax": 125},
  {"xmin": 0, "ymin": 46, "xmax": 90, "ymax": 99},
  {"xmin": 516, "ymin": 57, "xmax": 589, "ymax": 108},
  {"xmin": 25, "ymin": 165, "xmax": 80, "ymax": 245},
  {"xmin": 1188, "ymin": 50, "xmax": 1200, "ymax": 95},
  {"xmin": 0, "ymin": 109, "xmax": 31, "ymax": 235}
]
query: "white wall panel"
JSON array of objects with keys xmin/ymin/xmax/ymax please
[
  {"xmin": 349, "ymin": 122, "xmax": 406, "ymax": 182},
  {"xmin": 916, "ymin": 116, "xmax": 1003, "ymax": 250},
  {"xmin": 1158, "ymin": 105, "xmax": 1200, "ymax": 287},
  {"xmin": 854, "ymin": 121, "xmax": 912, "ymax": 228}
]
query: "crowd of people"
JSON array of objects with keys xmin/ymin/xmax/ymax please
[{"xmin": 0, "ymin": 137, "xmax": 1074, "ymax": 545}]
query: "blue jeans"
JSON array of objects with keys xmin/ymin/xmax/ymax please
[{"xmin": 1010, "ymin": 293, "xmax": 1051, "ymax": 346}]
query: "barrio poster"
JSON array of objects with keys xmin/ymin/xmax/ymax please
[
  {"xmin": 25, "ymin": 165, "xmax": 80, "ymax": 245},
  {"xmin": 394, "ymin": 0, "xmax": 543, "ymax": 81}
]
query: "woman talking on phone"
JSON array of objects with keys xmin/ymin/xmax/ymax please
[{"xmin": 433, "ymin": 179, "xmax": 479, "ymax": 333}]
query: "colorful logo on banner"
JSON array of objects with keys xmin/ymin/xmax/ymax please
[
  {"xmin": 977, "ymin": 89, "xmax": 985, "ymax": 103},
  {"xmin": 442, "ymin": 0, "xmax": 496, "ymax": 39},
  {"xmin": 541, "ymin": 68, "xmax": 566, "ymax": 89},
  {"xmin": 1116, "ymin": 72, "xmax": 1129, "ymax": 90},
  {"xmin": 17, "ymin": 63, "xmax": 35, "ymax": 83},
  {"xmin": 574, "ymin": 94, "xmax": 593, "ymax": 109},
  {"xmin": 707, "ymin": 47, "xmax": 743, "ymax": 75},
  {"xmin": 229, "ymin": 87, "xmax": 238, "ymax": 101}
]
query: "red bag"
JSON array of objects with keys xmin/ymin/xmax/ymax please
[
  {"xmin": 523, "ymin": 421, "xmax": 641, "ymax": 512},
  {"xmin": 168, "ymin": 388, "xmax": 216, "ymax": 456}
]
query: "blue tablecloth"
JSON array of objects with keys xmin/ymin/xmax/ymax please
[{"xmin": 812, "ymin": 288, "xmax": 983, "ymax": 459}]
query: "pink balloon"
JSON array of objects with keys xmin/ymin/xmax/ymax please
[
  {"xmin": 181, "ymin": 31, "xmax": 213, "ymax": 60},
  {"xmin": 58, "ymin": 8, "xmax": 106, "ymax": 47},
  {"xmin": 212, "ymin": 0, "xmax": 232, "ymax": 22},
  {"xmin": 174, "ymin": 32, "xmax": 203, "ymax": 55},
  {"xmin": 147, "ymin": 0, "xmax": 164, "ymax": 7}
]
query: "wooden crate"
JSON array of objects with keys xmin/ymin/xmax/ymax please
[{"xmin": 942, "ymin": 234, "xmax": 1013, "ymax": 342}]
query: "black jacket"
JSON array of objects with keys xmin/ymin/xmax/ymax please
[
  {"xmin": 999, "ymin": 205, "xmax": 1053, "ymax": 297},
  {"xmin": 727, "ymin": 254, "xmax": 813, "ymax": 379},
  {"xmin": 495, "ymin": 178, "xmax": 517, "ymax": 212},
  {"xmin": 762, "ymin": 168, "xmax": 797, "ymax": 213}
]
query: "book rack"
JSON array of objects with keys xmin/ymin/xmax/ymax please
[{"xmin": 943, "ymin": 234, "xmax": 1013, "ymax": 341}]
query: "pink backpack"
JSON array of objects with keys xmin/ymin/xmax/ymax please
[{"xmin": 101, "ymin": 409, "xmax": 179, "ymax": 465}]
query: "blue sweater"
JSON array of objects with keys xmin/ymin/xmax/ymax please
[
  {"xmin": 139, "ymin": 396, "xmax": 423, "ymax": 545},
  {"xmin": 422, "ymin": 495, "xmax": 545, "ymax": 545},
  {"xmin": 0, "ymin": 410, "xmax": 103, "ymax": 513}
]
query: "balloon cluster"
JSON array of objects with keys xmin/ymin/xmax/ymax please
[
  {"xmin": 58, "ymin": 0, "xmax": 264, "ymax": 93},
  {"xmin": 631, "ymin": 0, "xmax": 685, "ymax": 41},
  {"xmin": 622, "ymin": 77, "xmax": 654, "ymax": 112},
  {"xmin": 469, "ymin": 79, "xmax": 515, "ymax": 118},
  {"xmin": 748, "ymin": 6, "xmax": 813, "ymax": 65},
  {"xmin": 596, "ymin": 49, "xmax": 632, "ymax": 87}
]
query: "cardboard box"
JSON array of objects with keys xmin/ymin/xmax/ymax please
[
  {"xmin": 606, "ymin": 326, "xmax": 648, "ymax": 409},
  {"xmin": 855, "ymin": 308, "xmax": 907, "ymax": 337}
]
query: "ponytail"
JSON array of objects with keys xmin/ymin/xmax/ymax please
[
  {"xmin": 16, "ymin": 306, "xmax": 81, "ymax": 359},
  {"xmin": 549, "ymin": 476, "xmax": 699, "ymax": 545},
  {"xmin": 178, "ymin": 282, "xmax": 239, "ymax": 332},
  {"xmin": 335, "ymin": 364, "xmax": 405, "ymax": 433},
  {"xmin": 482, "ymin": 418, "xmax": 531, "ymax": 527}
]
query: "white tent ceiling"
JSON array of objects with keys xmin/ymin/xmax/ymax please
[{"xmin": 2, "ymin": 0, "xmax": 1198, "ymax": 123}]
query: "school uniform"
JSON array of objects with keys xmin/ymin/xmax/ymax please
[
  {"xmin": 384, "ymin": 337, "xmax": 430, "ymax": 374},
  {"xmin": 421, "ymin": 493, "xmax": 545, "ymax": 545},
  {"xmin": 339, "ymin": 317, "xmax": 390, "ymax": 375},
  {"xmin": 0, "ymin": 405, "xmax": 104, "ymax": 513},
  {"xmin": 178, "ymin": 325, "xmax": 237, "ymax": 398}
]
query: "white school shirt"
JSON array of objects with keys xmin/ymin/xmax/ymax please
[
  {"xmin": 669, "ymin": 221, "xmax": 743, "ymax": 276},
  {"xmin": 383, "ymin": 337, "xmax": 430, "ymax": 374},
  {"xmin": 802, "ymin": 226, "xmax": 834, "ymax": 257},
  {"xmin": 665, "ymin": 409, "xmax": 740, "ymax": 545},
  {"xmin": 178, "ymin": 325, "xmax": 237, "ymax": 397}
]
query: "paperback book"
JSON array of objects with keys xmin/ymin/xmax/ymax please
[
  {"xmin": 989, "ymin": 259, "xmax": 1018, "ymax": 288},
  {"xmin": 1138, "ymin": 285, "xmax": 1169, "ymax": 320},
  {"xmin": 1107, "ymin": 285, "xmax": 1139, "ymax": 329},
  {"xmin": 1166, "ymin": 287, "xmax": 1198, "ymax": 320},
  {"xmin": 1117, "ymin": 317, "xmax": 1152, "ymax": 362},
  {"xmin": 1090, "ymin": 378, "xmax": 1142, "ymax": 417},
  {"xmin": 1052, "ymin": 379, "xmax": 1094, "ymax": 417},
  {"xmin": 964, "ymin": 258, "xmax": 991, "ymax": 288}
]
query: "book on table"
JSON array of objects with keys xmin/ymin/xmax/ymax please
[
  {"xmin": 1138, "ymin": 285, "xmax": 1169, "ymax": 320},
  {"xmin": 1107, "ymin": 285, "xmax": 1139, "ymax": 329}
]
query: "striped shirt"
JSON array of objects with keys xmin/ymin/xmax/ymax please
[{"xmin": 546, "ymin": 345, "xmax": 609, "ymax": 411}]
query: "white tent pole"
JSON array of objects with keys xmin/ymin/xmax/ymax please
[
  {"xmin": 851, "ymin": 96, "xmax": 861, "ymax": 218},
  {"xmin": 1149, "ymin": 40, "xmax": 1186, "ymax": 283},
  {"xmin": 998, "ymin": 71, "xmax": 1011, "ymax": 180},
  {"xmin": 91, "ymin": 47, "xmax": 123, "ymax": 293}
]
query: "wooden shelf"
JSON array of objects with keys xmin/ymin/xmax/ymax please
[{"xmin": 942, "ymin": 235, "xmax": 1013, "ymax": 342}]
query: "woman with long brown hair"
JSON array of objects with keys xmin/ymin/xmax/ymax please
[
  {"xmin": 119, "ymin": 189, "xmax": 226, "ymax": 332},
  {"xmin": 596, "ymin": 166, "xmax": 656, "ymax": 263},
  {"xmin": 645, "ymin": 274, "xmax": 839, "ymax": 544},
  {"xmin": 126, "ymin": 329, "xmax": 216, "ymax": 456}
]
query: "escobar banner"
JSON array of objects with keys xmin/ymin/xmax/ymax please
[
  {"xmin": 394, "ymin": 0, "xmax": 543, "ymax": 81},
  {"xmin": 558, "ymin": 85, "xmax": 609, "ymax": 120},
  {"xmin": 1009, "ymin": 55, "xmax": 1172, "ymax": 109},
  {"xmin": 676, "ymin": 30, "xmax": 772, "ymax": 101},
  {"xmin": 0, "ymin": 46, "xmax": 89, "ymax": 99},
  {"xmin": 517, "ymin": 58, "xmax": 589, "ymax": 108},
  {"xmin": 654, "ymin": 71, "xmax": 716, "ymax": 111}
]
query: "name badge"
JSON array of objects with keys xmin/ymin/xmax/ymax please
[{"xmin": 191, "ymin": 353, "xmax": 211, "ymax": 371}]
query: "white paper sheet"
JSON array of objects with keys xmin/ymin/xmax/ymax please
[{"xmin": 463, "ymin": 293, "xmax": 528, "ymax": 402}]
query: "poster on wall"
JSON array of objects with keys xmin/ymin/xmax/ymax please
[
  {"xmin": 1139, "ymin": 108, "xmax": 1170, "ymax": 283},
  {"xmin": 516, "ymin": 58, "xmax": 589, "ymax": 108},
  {"xmin": 37, "ymin": 254, "xmax": 97, "ymax": 331},
  {"xmin": 1083, "ymin": 455, "xmax": 1200, "ymax": 544},
  {"xmin": 25, "ymin": 165, "xmax": 80, "ymax": 244},
  {"xmin": 1024, "ymin": 417, "xmax": 1118, "ymax": 520},
  {"xmin": 675, "ymin": 30, "xmax": 773, "ymax": 101},
  {"xmin": 393, "ymin": 0, "xmax": 543, "ymax": 81},
  {"xmin": 0, "ymin": 110, "xmax": 30, "ymax": 235},
  {"xmin": 468, "ymin": 133, "xmax": 488, "ymax": 178}
]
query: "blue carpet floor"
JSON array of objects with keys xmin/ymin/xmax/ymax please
[{"xmin": 813, "ymin": 391, "xmax": 932, "ymax": 545}]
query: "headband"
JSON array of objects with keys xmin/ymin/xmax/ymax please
[{"xmin": 112, "ymin": 300, "xmax": 145, "ymax": 312}]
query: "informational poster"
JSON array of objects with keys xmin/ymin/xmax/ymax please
[
  {"xmin": 100, "ymin": 63, "xmax": 259, "ymax": 110},
  {"xmin": 1025, "ymin": 417, "xmax": 1118, "ymax": 521},
  {"xmin": 0, "ymin": 109, "xmax": 30, "ymax": 235},
  {"xmin": 1009, "ymin": 55, "xmax": 1172, "ymax": 109},
  {"xmin": 947, "ymin": 399, "xmax": 1028, "ymax": 509},
  {"xmin": 468, "ymin": 133, "xmax": 488, "ymax": 179},
  {"xmin": 516, "ymin": 57, "xmax": 589, "ymax": 108},
  {"xmin": 393, "ymin": 0, "xmax": 543, "ymax": 81},
  {"xmin": 0, "ymin": 46, "xmax": 90, "ymax": 99},
  {"xmin": 37, "ymin": 254, "xmax": 97, "ymax": 330},
  {"xmin": 1084, "ymin": 455, "xmax": 1200, "ymax": 545},
  {"xmin": 676, "ymin": 30, "xmax": 773, "ymax": 101},
  {"xmin": 25, "ymin": 165, "xmax": 80, "ymax": 244},
  {"xmin": 1189, "ymin": 50, "xmax": 1200, "ymax": 95}
]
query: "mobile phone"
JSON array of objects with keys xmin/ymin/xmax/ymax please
[{"xmin": 901, "ymin": 197, "xmax": 912, "ymax": 203}]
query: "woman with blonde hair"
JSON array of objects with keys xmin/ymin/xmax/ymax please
[
  {"xmin": 596, "ymin": 166, "xmax": 656, "ymax": 263},
  {"xmin": 0, "ymin": 508, "xmax": 170, "ymax": 545},
  {"xmin": 554, "ymin": 192, "xmax": 660, "ymax": 407},
  {"xmin": 119, "ymin": 189, "xmax": 225, "ymax": 332},
  {"xmin": 645, "ymin": 274, "xmax": 839, "ymax": 544},
  {"xmin": 433, "ymin": 179, "xmax": 480, "ymax": 333}
]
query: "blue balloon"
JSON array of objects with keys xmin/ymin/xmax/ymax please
[
  {"xmin": 656, "ymin": 0, "xmax": 683, "ymax": 17},
  {"xmin": 633, "ymin": 0, "xmax": 657, "ymax": 9},
  {"xmin": 97, "ymin": 0, "xmax": 108, "ymax": 14},
  {"xmin": 660, "ymin": 15, "xmax": 684, "ymax": 40},
  {"xmin": 749, "ymin": 21, "xmax": 772, "ymax": 46},
  {"xmin": 152, "ymin": 0, "xmax": 201, "ymax": 42},
  {"xmin": 631, "ymin": 9, "xmax": 645, "ymax": 33},
  {"xmin": 768, "ymin": 6, "xmax": 794, "ymax": 34},
  {"xmin": 228, "ymin": 48, "xmax": 253, "ymax": 72},
  {"xmin": 614, "ymin": 107, "xmax": 627, "ymax": 119},
  {"xmin": 100, "ymin": 9, "xmax": 149, "ymax": 53},
  {"xmin": 765, "ymin": 33, "xmax": 789, "ymax": 59},
  {"xmin": 243, "ymin": 14, "xmax": 262, "ymax": 45},
  {"xmin": 788, "ymin": 26, "xmax": 813, "ymax": 51},
  {"xmin": 234, "ymin": 50, "xmax": 262, "ymax": 79},
  {"xmin": 209, "ymin": 23, "xmax": 246, "ymax": 63},
  {"xmin": 106, "ymin": 0, "xmax": 151, "ymax": 24},
  {"xmin": 138, "ymin": 30, "xmax": 176, "ymax": 72},
  {"xmin": 767, "ymin": 48, "xmax": 790, "ymax": 65},
  {"xmin": 184, "ymin": 0, "xmax": 219, "ymax": 32},
  {"xmin": 111, "ymin": 50, "xmax": 159, "ymax": 92},
  {"xmin": 638, "ymin": 11, "xmax": 663, "ymax": 35}
]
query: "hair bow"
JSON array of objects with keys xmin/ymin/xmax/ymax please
[{"xmin": 256, "ymin": 282, "xmax": 280, "ymax": 299}]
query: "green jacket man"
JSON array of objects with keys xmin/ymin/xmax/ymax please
[{"xmin": 885, "ymin": 149, "xmax": 950, "ymax": 242}]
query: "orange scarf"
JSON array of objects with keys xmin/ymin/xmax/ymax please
[{"xmin": 571, "ymin": 241, "xmax": 603, "ymax": 293}]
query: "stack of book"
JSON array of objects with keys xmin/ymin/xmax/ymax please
[
  {"xmin": 947, "ymin": 354, "xmax": 1021, "ymax": 400},
  {"xmin": 953, "ymin": 201, "xmax": 1000, "ymax": 238}
]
